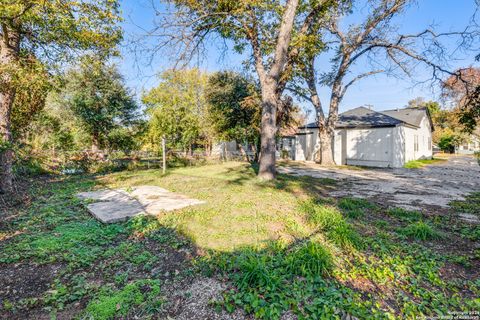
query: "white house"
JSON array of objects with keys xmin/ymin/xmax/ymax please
[
  {"xmin": 455, "ymin": 135, "xmax": 480, "ymax": 154},
  {"xmin": 293, "ymin": 106, "xmax": 434, "ymax": 168}
]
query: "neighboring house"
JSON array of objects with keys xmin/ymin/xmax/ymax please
[
  {"xmin": 455, "ymin": 135, "xmax": 480, "ymax": 154},
  {"xmin": 292, "ymin": 106, "xmax": 433, "ymax": 168}
]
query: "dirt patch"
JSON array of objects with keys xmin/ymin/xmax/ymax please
[
  {"xmin": 0, "ymin": 262, "xmax": 64, "ymax": 319},
  {"xmin": 162, "ymin": 277, "xmax": 249, "ymax": 320}
]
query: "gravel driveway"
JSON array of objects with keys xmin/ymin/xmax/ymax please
[{"xmin": 278, "ymin": 156, "xmax": 480, "ymax": 211}]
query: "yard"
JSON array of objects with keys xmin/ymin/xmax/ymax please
[{"xmin": 1, "ymin": 161, "xmax": 479, "ymax": 319}]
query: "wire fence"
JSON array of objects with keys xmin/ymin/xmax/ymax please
[{"xmin": 15, "ymin": 147, "xmax": 251, "ymax": 175}]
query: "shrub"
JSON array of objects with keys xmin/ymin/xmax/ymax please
[
  {"xmin": 286, "ymin": 241, "xmax": 334, "ymax": 277},
  {"xmin": 400, "ymin": 221, "xmax": 439, "ymax": 241}
]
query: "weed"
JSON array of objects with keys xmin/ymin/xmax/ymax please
[
  {"xmin": 338, "ymin": 197, "xmax": 376, "ymax": 219},
  {"xmin": 387, "ymin": 207, "xmax": 422, "ymax": 221},
  {"xmin": 450, "ymin": 192, "xmax": 480, "ymax": 215},
  {"xmin": 286, "ymin": 240, "xmax": 334, "ymax": 277},
  {"xmin": 400, "ymin": 221, "xmax": 440, "ymax": 240},
  {"xmin": 84, "ymin": 279, "xmax": 162, "ymax": 320},
  {"xmin": 234, "ymin": 252, "xmax": 280, "ymax": 290}
]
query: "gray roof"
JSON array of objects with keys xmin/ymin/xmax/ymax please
[
  {"xmin": 381, "ymin": 108, "xmax": 427, "ymax": 128},
  {"xmin": 300, "ymin": 106, "xmax": 405, "ymax": 129}
]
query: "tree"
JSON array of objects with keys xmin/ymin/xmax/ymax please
[
  {"xmin": 149, "ymin": 0, "xmax": 334, "ymax": 179},
  {"xmin": 142, "ymin": 68, "xmax": 211, "ymax": 153},
  {"xmin": 0, "ymin": 0, "xmax": 122, "ymax": 192},
  {"xmin": 407, "ymin": 98, "xmax": 441, "ymax": 115},
  {"xmin": 206, "ymin": 71, "xmax": 261, "ymax": 159},
  {"xmin": 443, "ymin": 67, "xmax": 480, "ymax": 132},
  {"xmin": 288, "ymin": 0, "xmax": 474, "ymax": 165},
  {"xmin": 60, "ymin": 58, "xmax": 139, "ymax": 151}
]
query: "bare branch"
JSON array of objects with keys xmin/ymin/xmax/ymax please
[{"xmin": 341, "ymin": 70, "xmax": 384, "ymax": 98}]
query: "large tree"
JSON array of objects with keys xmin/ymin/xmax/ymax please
[
  {"xmin": 443, "ymin": 67, "xmax": 480, "ymax": 132},
  {"xmin": 60, "ymin": 58, "xmax": 139, "ymax": 151},
  {"xmin": 149, "ymin": 0, "xmax": 333, "ymax": 179},
  {"xmin": 142, "ymin": 68, "xmax": 212, "ymax": 153},
  {"xmin": 206, "ymin": 71, "xmax": 261, "ymax": 160},
  {"xmin": 0, "ymin": 1, "xmax": 121, "ymax": 192},
  {"xmin": 288, "ymin": 0, "xmax": 475, "ymax": 164}
]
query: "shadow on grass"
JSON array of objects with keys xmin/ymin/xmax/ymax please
[{"xmin": 2, "ymin": 164, "xmax": 479, "ymax": 320}]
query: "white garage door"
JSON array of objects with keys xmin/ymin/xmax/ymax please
[{"xmin": 345, "ymin": 128, "xmax": 393, "ymax": 167}]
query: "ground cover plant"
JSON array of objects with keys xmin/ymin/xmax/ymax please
[{"xmin": 1, "ymin": 162, "xmax": 479, "ymax": 319}]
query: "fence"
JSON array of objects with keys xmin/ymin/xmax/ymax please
[{"xmin": 15, "ymin": 147, "xmax": 250, "ymax": 175}]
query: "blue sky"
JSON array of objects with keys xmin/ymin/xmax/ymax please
[{"xmin": 117, "ymin": 0, "xmax": 479, "ymax": 115}]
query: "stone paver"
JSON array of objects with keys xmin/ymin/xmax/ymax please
[
  {"xmin": 77, "ymin": 186, "xmax": 205, "ymax": 223},
  {"xmin": 278, "ymin": 156, "xmax": 480, "ymax": 213}
]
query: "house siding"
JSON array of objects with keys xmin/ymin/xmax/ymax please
[
  {"xmin": 403, "ymin": 116, "xmax": 432, "ymax": 162},
  {"xmin": 342, "ymin": 127, "xmax": 394, "ymax": 167}
]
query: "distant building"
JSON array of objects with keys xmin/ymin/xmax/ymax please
[{"xmin": 456, "ymin": 135, "xmax": 480, "ymax": 154}]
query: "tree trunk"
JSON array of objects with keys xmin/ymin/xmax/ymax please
[
  {"xmin": 0, "ymin": 89, "xmax": 15, "ymax": 193},
  {"xmin": 258, "ymin": 86, "xmax": 278, "ymax": 179},
  {"xmin": 251, "ymin": 0, "xmax": 299, "ymax": 180},
  {"xmin": 0, "ymin": 28, "xmax": 20, "ymax": 193},
  {"xmin": 316, "ymin": 126, "xmax": 335, "ymax": 165},
  {"xmin": 238, "ymin": 143, "xmax": 249, "ymax": 162},
  {"xmin": 91, "ymin": 133, "xmax": 100, "ymax": 152}
]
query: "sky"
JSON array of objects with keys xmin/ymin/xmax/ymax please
[{"xmin": 117, "ymin": 0, "xmax": 479, "ymax": 116}]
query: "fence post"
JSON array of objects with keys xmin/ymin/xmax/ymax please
[{"xmin": 162, "ymin": 137, "xmax": 166, "ymax": 174}]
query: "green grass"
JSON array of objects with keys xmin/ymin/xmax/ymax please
[
  {"xmin": 404, "ymin": 158, "xmax": 446, "ymax": 169},
  {"xmin": 387, "ymin": 207, "xmax": 422, "ymax": 221},
  {"xmin": 338, "ymin": 197, "xmax": 377, "ymax": 218},
  {"xmin": 449, "ymin": 192, "xmax": 480, "ymax": 215},
  {"xmin": 84, "ymin": 279, "xmax": 162, "ymax": 320},
  {"xmin": 399, "ymin": 221, "xmax": 440, "ymax": 240},
  {"xmin": 285, "ymin": 240, "xmax": 334, "ymax": 277},
  {"xmin": 2, "ymin": 162, "xmax": 479, "ymax": 319}
]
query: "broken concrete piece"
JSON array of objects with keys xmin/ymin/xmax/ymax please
[{"xmin": 77, "ymin": 186, "xmax": 205, "ymax": 223}]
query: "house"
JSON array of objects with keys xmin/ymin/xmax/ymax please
[
  {"xmin": 455, "ymin": 135, "xmax": 480, "ymax": 154},
  {"xmin": 293, "ymin": 106, "xmax": 434, "ymax": 168}
]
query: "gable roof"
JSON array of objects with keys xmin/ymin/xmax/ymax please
[
  {"xmin": 299, "ymin": 106, "xmax": 431, "ymax": 130},
  {"xmin": 299, "ymin": 106, "xmax": 404, "ymax": 129},
  {"xmin": 381, "ymin": 108, "xmax": 427, "ymax": 128}
]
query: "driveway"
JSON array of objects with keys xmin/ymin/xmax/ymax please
[{"xmin": 278, "ymin": 156, "xmax": 480, "ymax": 211}]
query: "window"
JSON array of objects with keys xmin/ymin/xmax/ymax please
[
  {"xmin": 414, "ymin": 135, "xmax": 419, "ymax": 152},
  {"xmin": 428, "ymin": 137, "xmax": 431, "ymax": 150}
]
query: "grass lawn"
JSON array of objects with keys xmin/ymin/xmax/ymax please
[
  {"xmin": 1, "ymin": 162, "xmax": 479, "ymax": 319},
  {"xmin": 404, "ymin": 158, "xmax": 447, "ymax": 169}
]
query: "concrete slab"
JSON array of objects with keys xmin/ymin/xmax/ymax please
[{"xmin": 77, "ymin": 186, "xmax": 205, "ymax": 223}]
